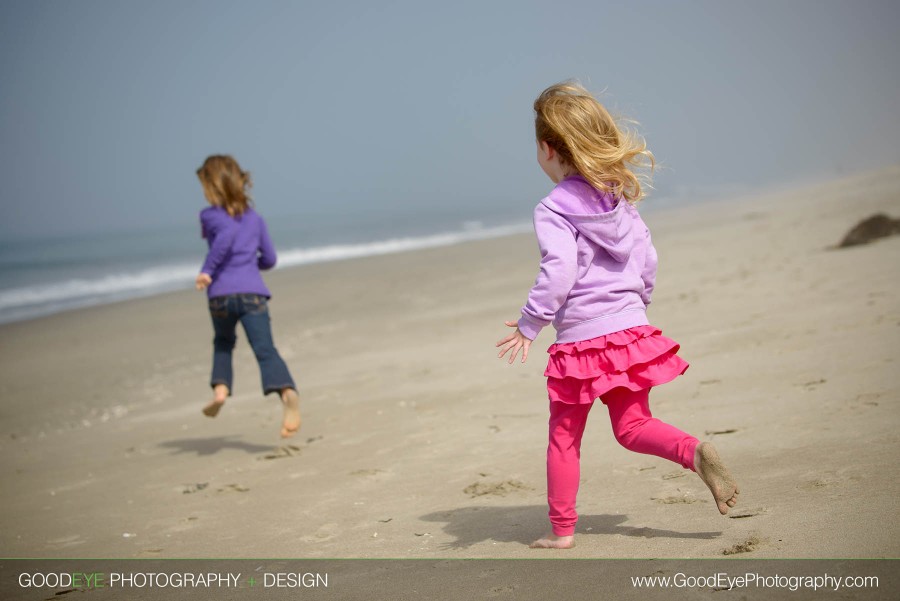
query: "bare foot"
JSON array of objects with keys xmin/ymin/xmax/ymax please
[
  {"xmin": 529, "ymin": 534, "xmax": 575, "ymax": 549},
  {"xmin": 202, "ymin": 384, "xmax": 229, "ymax": 417},
  {"xmin": 694, "ymin": 442, "xmax": 739, "ymax": 515},
  {"xmin": 280, "ymin": 388, "xmax": 301, "ymax": 438}
]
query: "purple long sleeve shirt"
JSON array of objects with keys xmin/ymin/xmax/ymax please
[
  {"xmin": 517, "ymin": 175, "xmax": 657, "ymax": 343},
  {"xmin": 200, "ymin": 206, "xmax": 276, "ymax": 299}
]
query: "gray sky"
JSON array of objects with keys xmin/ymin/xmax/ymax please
[{"xmin": 2, "ymin": 0, "xmax": 899, "ymax": 240}]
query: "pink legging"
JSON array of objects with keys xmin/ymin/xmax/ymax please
[{"xmin": 547, "ymin": 386, "xmax": 699, "ymax": 536}]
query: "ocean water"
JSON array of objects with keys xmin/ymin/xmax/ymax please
[{"xmin": 0, "ymin": 207, "xmax": 533, "ymax": 324}]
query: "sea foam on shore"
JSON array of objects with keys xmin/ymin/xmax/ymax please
[{"xmin": 0, "ymin": 221, "xmax": 530, "ymax": 324}]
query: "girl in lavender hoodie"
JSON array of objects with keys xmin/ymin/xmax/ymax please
[
  {"xmin": 195, "ymin": 155, "xmax": 300, "ymax": 438},
  {"xmin": 496, "ymin": 83, "xmax": 739, "ymax": 549}
]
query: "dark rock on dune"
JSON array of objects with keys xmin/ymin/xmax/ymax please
[{"xmin": 837, "ymin": 213, "xmax": 900, "ymax": 248}]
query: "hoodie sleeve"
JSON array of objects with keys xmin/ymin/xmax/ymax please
[
  {"xmin": 517, "ymin": 203, "xmax": 579, "ymax": 340},
  {"xmin": 640, "ymin": 226, "xmax": 657, "ymax": 306},
  {"xmin": 200, "ymin": 209, "xmax": 237, "ymax": 276},
  {"xmin": 257, "ymin": 215, "xmax": 277, "ymax": 270}
]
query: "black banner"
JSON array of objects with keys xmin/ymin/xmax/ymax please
[{"xmin": 2, "ymin": 558, "xmax": 896, "ymax": 600}]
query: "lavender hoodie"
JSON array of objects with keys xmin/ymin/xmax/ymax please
[
  {"xmin": 200, "ymin": 206, "xmax": 276, "ymax": 299},
  {"xmin": 517, "ymin": 175, "xmax": 657, "ymax": 343}
]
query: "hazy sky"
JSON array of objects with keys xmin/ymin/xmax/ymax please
[{"xmin": 1, "ymin": 0, "xmax": 899, "ymax": 240}]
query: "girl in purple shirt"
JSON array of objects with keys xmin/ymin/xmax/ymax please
[
  {"xmin": 496, "ymin": 82, "xmax": 739, "ymax": 549},
  {"xmin": 195, "ymin": 155, "xmax": 300, "ymax": 438}
]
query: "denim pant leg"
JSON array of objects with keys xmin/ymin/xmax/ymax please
[
  {"xmin": 209, "ymin": 295, "xmax": 239, "ymax": 392},
  {"xmin": 237, "ymin": 294, "xmax": 296, "ymax": 395}
]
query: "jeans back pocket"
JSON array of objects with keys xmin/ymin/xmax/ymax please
[
  {"xmin": 241, "ymin": 294, "xmax": 268, "ymax": 314},
  {"xmin": 209, "ymin": 296, "xmax": 230, "ymax": 319}
]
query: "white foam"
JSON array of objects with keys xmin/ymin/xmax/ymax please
[
  {"xmin": 276, "ymin": 222, "xmax": 531, "ymax": 268},
  {"xmin": 0, "ymin": 221, "xmax": 531, "ymax": 323},
  {"xmin": 0, "ymin": 263, "xmax": 199, "ymax": 313}
]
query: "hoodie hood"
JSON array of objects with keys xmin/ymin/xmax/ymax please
[{"xmin": 541, "ymin": 175, "xmax": 634, "ymax": 263}]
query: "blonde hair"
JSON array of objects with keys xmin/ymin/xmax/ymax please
[
  {"xmin": 534, "ymin": 81, "xmax": 654, "ymax": 203},
  {"xmin": 196, "ymin": 155, "xmax": 253, "ymax": 216}
]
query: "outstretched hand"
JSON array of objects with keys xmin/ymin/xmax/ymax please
[
  {"xmin": 195, "ymin": 272, "xmax": 212, "ymax": 291},
  {"xmin": 496, "ymin": 320, "xmax": 533, "ymax": 364}
]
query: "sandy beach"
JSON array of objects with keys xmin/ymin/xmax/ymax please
[{"xmin": 1, "ymin": 167, "xmax": 899, "ymax": 564}]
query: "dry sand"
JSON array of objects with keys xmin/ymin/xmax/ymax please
[{"xmin": 1, "ymin": 167, "xmax": 898, "ymax": 562}]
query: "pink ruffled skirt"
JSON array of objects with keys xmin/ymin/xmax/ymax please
[{"xmin": 545, "ymin": 325, "xmax": 689, "ymax": 404}]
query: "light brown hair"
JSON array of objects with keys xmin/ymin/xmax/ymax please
[
  {"xmin": 196, "ymin": 155, "xmax": 253, "ymax": 216},
  {"xmin": 534, "ymin": 81, "xmax": 654, "ymax": 203}
]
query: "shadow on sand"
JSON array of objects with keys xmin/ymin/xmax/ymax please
[
  {"xmin": 421, "ymin": 505, "xmax": 721, "ymax": 549},
  {"xmin": 159, "ymin": 435, "xmax": 275, "ymax": 456}
]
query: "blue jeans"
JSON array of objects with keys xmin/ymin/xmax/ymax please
[{"xmin": 208, "ymin": 294, "xmax": 296, "ymax": 396}]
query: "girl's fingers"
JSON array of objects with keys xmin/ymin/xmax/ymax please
[
  {"xmin": 496, "ymin": 334, "xmax": 515, "ymax": 347},
  {"xmin": 496, "ymin": 321, "xmax": 529, "ymax": 363},
  {"xmin": 498, "ymin": 339, "xmax": 519, "ymax": 359}
]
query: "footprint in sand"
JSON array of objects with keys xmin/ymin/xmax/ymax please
[
  {"xmin": 795, "ymin": 378, "xmax": 826, "ymax": 391},
  {"xmin": 181, "ymin": 483, "xmax": 208, "ymax": 494},
  {"xmin": 487, "ymin": 585, "xmax": 519, "ymax": 597},
  {"xmin": 651, "ymin": 494, "xmax": 705, "ymax": 505},
  {"xmin": 301, "ymin": 523, "xmax": 339, "ymax": 543},
  {"xmin": 797, "ymin": 469, "xmax": 848, "ymax": 491},
  {"xmin": 463, "ymin": 480, "xmax": 531, "ymax": 498},
  {"xmin": 350, "ymin": 468, "xmax": 386, "ymax": 477},
  {"xmin": 852, "ymin": 392, "xmax": 882, "ymax": 408},
  {"xmin": 729, "ymin": 508, "xmax": 767, "ymax": 519},
  {"xmin": 722, "ymin": 535, "xmax": 762, "ymax": 555},
  {"xmin": 798, "ymin": 478, "xmax": 835, "ymax": 491},
  {"xmin": 216, "ymin": 484, "xmax": 249, "ymax": 493},
  {"xmin": 260, "ymin": 445, "xmax": 302, "ymax": 460}
]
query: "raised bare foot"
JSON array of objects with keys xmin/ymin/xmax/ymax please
[
  {"xmin": 529, "ymin": 534, "xmax": 575, "ymax": 549},
  {"xmin": 694, "ymin": 442, "xmax": 739, "ymax": 515},
  {"xmin": 280, "ymin": 388, "xmax": 301, "ymax": 438},
  {"xmin": 202, "ymin": 384, "xmax": 229, "ymax": 417}
]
